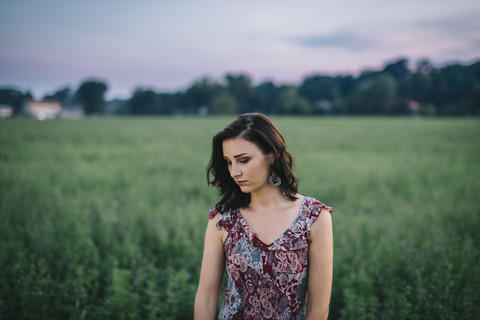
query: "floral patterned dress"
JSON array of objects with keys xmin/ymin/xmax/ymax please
[{"xmin": 209, "ymin": 197, "xmax": 334, "ymax": 320}]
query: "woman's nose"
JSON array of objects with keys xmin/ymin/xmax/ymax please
[{"xmin": 230, "ymin": 163, "xmax": 241, "ymax": 177}]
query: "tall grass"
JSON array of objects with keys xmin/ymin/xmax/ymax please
[{"xmin": 0, "ymin": 117, "xmax": 479, "ymax": 319}]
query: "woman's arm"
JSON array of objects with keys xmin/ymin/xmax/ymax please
[
  {"xmin": 306, "ymin": 208, "xmax": 333, "ymax": 320},
  {"xmin": 194, "ymin": 214, "xmax": 226, "ymax": 320}
]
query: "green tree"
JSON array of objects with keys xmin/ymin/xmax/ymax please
[
  {"xmin": 410, "ymin": 72, "xmax": 430, "ymax": 103},
  {"xmin": 156, "ymin": 93, "xmax": 178, "ymax": 115},
  {"xmin": 299, "ymin": 75, "xmax": 340, "ymax": 114},
  {"xmin": 299, "ymin": 75, "xmax": 339, "ymax": 102},
  {"xmin": 185, "ymin": 77, "xmax": 223, "ymax": 113},
  {"xmin": 209, "ymin": 91, "xmax": 237, "ymax": 114},
  {"xmin": 471, "ymin": 61, "xmax": 480, "ymax": 115},
  {"xmin": 416, "ymin": 58, "xmax": 433, "ymax": 74},
  {"xmin": 128, "ymin": 89, "xmax": 157, "ymax": 114},
  {"xmin": 76, "ymin": 80, "xmax": 108, "ymax": 115},
  {"xmin": 225, "ymin": 73, "xmax": 254, "ymax": 113},
  {"xmin": 441, "ymin": 64, "xmax": 477, "ymax": 114},
  {"xmin": 43, "ymin": 86, "xmax": 74, "ymax": 107},
  {"xmin": 253, "ymin": 81, "xmax": 279, "ymax": 114},
  {"xmin": 383, "ymin": 58, "xmax": 410, "ymax": 80},
  {"xmin": 428, "ymin": 70, "xmax": 448, "ymax": 114},
  {"xmin": 0, "ymin": 88, "xmax": 30, "ymax": 115},
  {"xmin": 383, "ymin": 58, "xmax": 411, "ymax": 98},
  {"xmin": 336, "ymin": 75, "xmax": 356, "ymax": 98},
  {"xmin": 351, "ymin": 74, "xmax": 397, "ymax": 114},
  {"xmin": 277, "ymin": 86, "xmax": 311, "ymax": 115}
]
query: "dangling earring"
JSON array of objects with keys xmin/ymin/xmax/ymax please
[{"xmin": 268, "ymin": 172, "xmax": 281, "ymax": 187}]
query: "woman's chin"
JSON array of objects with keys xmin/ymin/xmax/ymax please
[{"xmin": 238, "ymin": 186, "xmax": 253, "ymax": 193}]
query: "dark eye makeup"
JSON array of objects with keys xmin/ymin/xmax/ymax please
[{"xmin": 224, "ymin": 158, "xmax": 249, "ymax": 165}]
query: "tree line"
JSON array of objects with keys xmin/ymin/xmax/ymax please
[{"xmin": 1, "ymin": 58, "xmax": 479, "ymax": 116}]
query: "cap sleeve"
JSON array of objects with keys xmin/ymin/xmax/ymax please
[
  {"xmin": 305, "ymin": 199, "xmax": 333, "ymax": 243},
  {"xmin": 308, "ymin": 200, "xmax": 334, "ymax": 219},
  {"xmin": 209, "ymin": 206, "xmax": 236, "ymax": 231}
]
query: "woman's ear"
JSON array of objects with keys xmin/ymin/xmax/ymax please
[{"xmin": 269, "ymin": 152, "xmax": 275, "ymax": 165}]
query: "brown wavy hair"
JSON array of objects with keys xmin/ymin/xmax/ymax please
[{"xmin": 207, "ymin": 113, "xmax": 298, "ymax": 211}]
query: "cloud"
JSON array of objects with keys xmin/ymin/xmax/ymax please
[
  {"xmin": 412, "ymin": 11, "xmax": 480, "ymax": 47},
  {"xmin": 291, "ymin": 31, "xmax": 374, "ymax": 52},
  {"xmin": 406, "ymin": 12, "xmax": 480, "ymax": 61},
  {"xmin": 415, "ymin": 11, "xmax": 480, "ymax": 34}
]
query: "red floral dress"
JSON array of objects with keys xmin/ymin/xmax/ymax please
[{"xmin": 209, "ymin": 197, "xmax": 333, "ymax": 320}]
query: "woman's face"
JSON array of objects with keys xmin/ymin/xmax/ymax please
[{"xmin": 222, "ymin": 137, "xmax": 273, "ymax": 194}]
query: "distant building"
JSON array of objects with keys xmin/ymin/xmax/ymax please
[
  {"xmin": 25, "ymin": 99, "xmax": 62, "ymax": 120},
  {"xmin": 0, "ymin": 104, "xmax": 13, "ymax": 118}
]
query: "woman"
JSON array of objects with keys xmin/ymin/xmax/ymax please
[{"xmin": 195, "ymin": 113, "xmax": 333, "ymax": 320}]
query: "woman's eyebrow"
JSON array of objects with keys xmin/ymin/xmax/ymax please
[
  {"xmin": 224, "ymin": 152, "xmax": 248, "ymax": 160},
  {"xmin": 233, "ymin": 153, "xmax": 248, "ymax": 158}
]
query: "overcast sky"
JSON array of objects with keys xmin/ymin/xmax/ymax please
[{"xmin": 1, "ymin": 0, "xmax": 479, "ymax": 99}]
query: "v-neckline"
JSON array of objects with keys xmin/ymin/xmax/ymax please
[{"xmin": 237, "ymin": 196, "xmax": 308, "ymax": 248}]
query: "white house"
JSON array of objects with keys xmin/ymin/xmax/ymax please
[
  {"xmin": 25, "ymin": 100, "xmax": 62, "ymax": 120},
  {"xmin": 0, "ymin": 104, "xmax": 13, "ymax": 118}
]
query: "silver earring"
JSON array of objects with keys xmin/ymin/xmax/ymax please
[{"xmin": 268, "ymin": 172, "xmax": 281, "ymax": 187}]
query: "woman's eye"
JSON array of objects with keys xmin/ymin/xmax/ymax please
[{"xmin": 239, "ymin": 158, "xmax": 249, "ymax": 163}]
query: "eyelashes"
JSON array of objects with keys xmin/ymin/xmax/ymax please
[{"xmin": 224, "ymin": 157, "xmax": 250, "ymax": 165}]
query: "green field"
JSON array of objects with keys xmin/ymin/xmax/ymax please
[{"xmin": 1, "ymin": 117, "xmax": 479, "ymax": 319}]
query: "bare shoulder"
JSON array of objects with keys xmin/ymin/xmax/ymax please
[
  {"xmin": 206, "ymin": 210, "xmax": 228, "ymax": 243},
  {"xmin": 296, "ymin": 193, "xmax": 305, "ymax": 202},
  {"xmin": 208, "ymin": 209, "xmax": 221, "ymax": 223},
  {"xmin": 310, "ymin": 207, "xmax": 333, "ymax": 239}
]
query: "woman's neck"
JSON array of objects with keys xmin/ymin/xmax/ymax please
[{"xmin": 248, "ymin": 187, "xmax": 287, "ymax": 211}]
